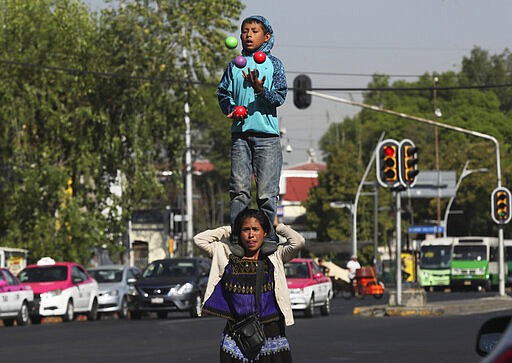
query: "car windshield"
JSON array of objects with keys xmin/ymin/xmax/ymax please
[
  {"xmin": 285, "ymin": 262, "xmax": 310, "ymax": 278},
  {"xmin": 142, "ymin": 261, "xmax": 196, "ymax": 278},
  {"xmin": 18, "ymin": 266, "xmax": 68, "ymax": 282},
  {"xmin": 89, "ymin": 269, "xmax": 123, "ymax": 283},
  {"xmin": 420, "ymin": 245, "xmax": 452, "ymax": 269}
]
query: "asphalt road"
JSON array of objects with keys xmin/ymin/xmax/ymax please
[{"xmin": 0, "ymin": 292, "xmax": 507, "ymax": 363}]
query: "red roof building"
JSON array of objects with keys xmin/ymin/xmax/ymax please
[{"xmin": 279, "ymin": 161, "xmax": 326, "ymax": 223}]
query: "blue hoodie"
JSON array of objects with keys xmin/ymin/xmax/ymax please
[{"xmin": 218, "ymin": 15, "xmax": 287, "ymax": 136}]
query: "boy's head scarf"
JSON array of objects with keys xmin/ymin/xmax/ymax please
[{"xmin": 241, "ymin": 15, "xmax": 274, "ymax": 55}]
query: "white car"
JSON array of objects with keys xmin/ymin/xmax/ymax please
[
  {"xmin": 18, "ymin": 257, "xmax": 99, "ymax": 323},
  {"xmin": 285, "ymin": 258, "xmax": 333, "ymax": 318},
  {"xmin": 0, "ymin": 267, "xmax": 33, "ymax": 326}
]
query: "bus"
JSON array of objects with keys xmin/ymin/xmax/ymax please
[
  {"xmin": 505, "ymin": 240, "xmax": 512, "ymax": 286},
  {"xmin": 0, "ymin": 247, "xmax": 29, "ymax": 275},
  {"xmin": 450, "ymin": 237, "xmax": 498, "ymax": 291},
  {"xmin": 418, "ymin": 237, "xmax": 455, "ymax": 291}
]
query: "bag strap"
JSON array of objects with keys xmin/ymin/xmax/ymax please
[{"xmin": 254, "ymin": 261, "xmax": 264, "ymax": 312}]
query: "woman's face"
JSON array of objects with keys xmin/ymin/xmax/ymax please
[{"xmin": 239, "ymin": 217, "xmax": 266, "ymax": 257}]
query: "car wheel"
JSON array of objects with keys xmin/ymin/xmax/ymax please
[
  {"xmin": 320, "ymin": 297, "xmax": 330, "ymax": 316},
  {"xmin": 130, "ymin": 310, "xmax": 142, "ymax": 320},
  {"xmin": 63, "ymin": 300, "xmax": 74, "ymax": 322},
  {"xmin": 3, "ymin": 319, "xmax": 15, "ymax": 327},
  {"xmin": 87, "ymin": 298, "xmax": 99, "ymax": 321},
  {"xmin": 16, "ymin": 301, "xmax": 31, "ymax": 326},
  {"xmin": 118, "ymin": 296, "xmax": 129, "ymax": 319},
  {"xmin": 157, "ymin": 312, "xmax": 168, "ymax": 319},
  {"xmin": 304, "ymin": 296, "xmax": 315, "ymax": 318},
  {"xmin": 189, "ymin": 294, "xmax": 202, "ymax": 318}
]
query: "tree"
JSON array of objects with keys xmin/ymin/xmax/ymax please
[
  {"xmin": 0, "ymin": 0, "xmax": 243, "ymax": 263},
  {"xmin": 306, "ymin": 48, "xmax": 512, "ymax": 247}
]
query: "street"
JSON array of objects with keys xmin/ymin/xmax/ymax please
[{"xmin": 0, "ymin": 291, "xmax": 503, "ymax": 363}]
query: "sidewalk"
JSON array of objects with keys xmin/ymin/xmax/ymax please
[{"xmin": 353, "ymin": 295, "xmax": 512, "ymax": 317}]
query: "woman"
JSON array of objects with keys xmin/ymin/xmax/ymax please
[{"xmin": 194, "ymin": 208, "xmax": 305, "ymax": 362}]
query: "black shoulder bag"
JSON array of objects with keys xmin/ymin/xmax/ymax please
[{"xmin": 229, "ymin": 261, "xmax": 266, "ymax": 360}]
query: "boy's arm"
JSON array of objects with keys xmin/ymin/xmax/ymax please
[
  {"xmin": 218, "ymin": 65, "xmax": 235, "ymax": 115},
  {"xmin": 255, "ymin": 57, "xmax": 287, "ymax": 107}
]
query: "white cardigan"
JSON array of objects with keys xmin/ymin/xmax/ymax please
[{"xmin": 193, "ymin": 223, "xmax": 305, "ymax": 326}]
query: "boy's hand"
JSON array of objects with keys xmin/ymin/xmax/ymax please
[{"xmin": 242, "ymin": 68, "xmax": 266, "ymax": 93}]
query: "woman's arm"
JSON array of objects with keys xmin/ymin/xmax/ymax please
[
  {"xmin": 275, "ymin": 223, "xmax": 305, "ymax": 263},
  {"xmin": 193, "ymin": 226, "xmax": 231, "ymax": 257}
]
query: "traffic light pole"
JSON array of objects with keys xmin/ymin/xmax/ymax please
[
  {"xmin": 305, "ymin": 90, "xmax": 507, "ymax": 296},
  {"xmin": 394, "ymin": 190, "xmax": 402, "ymax": 306}
]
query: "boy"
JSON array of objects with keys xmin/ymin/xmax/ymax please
[{"xmin": 218, "ymin": 15, "xmax": 287, "ymax": 257}]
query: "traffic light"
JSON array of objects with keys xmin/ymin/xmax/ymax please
[
  {"xmin": 491, "ymin": 187, "xmax": 512, "ymax": 224},
  {"xmin": 399, "ymin": 139, "xmax": 419, "ymax": 187},
  {"xmin": 293, "ymin": 74, "xmax": 312, "ymax": 109},
  {"xmin": 376, "ymin": 139, "xmax": 400, "ymax": 188}
]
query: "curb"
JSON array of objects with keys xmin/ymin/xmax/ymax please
[{"xmin": 353, "ymin": 296, "xmax": 512, "ymax": 317}]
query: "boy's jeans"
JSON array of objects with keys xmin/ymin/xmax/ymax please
[{"xmin": 230, "ymin": 133, "xmax": 282, "ymax": 241}]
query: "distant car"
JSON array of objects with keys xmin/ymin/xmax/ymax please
[
  {"xmin": 285, "ymin": 258, "xmax": 333, "ymax": 318},
  {"xmin": 88, "ymin": 265, "xmax": 141, "ymax": 318},
  {"xmin": 128, "ymin": 258, "xmax": 210, "ymax": 319},
  {"xmin": 0, "ymin": 267, "xmax": 33, "ymax": 326},
  {"xmin": 18, "ymin": 257, "xmax": 99, "ymax": 324}
]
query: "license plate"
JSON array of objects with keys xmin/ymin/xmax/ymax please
[
  {"xmin": 151, "ymin": 297, "xmax": 164, "ymax": 304},
  {"xmin": 464, "ymin": 281, "xmax": 471, "ymax": 286}
]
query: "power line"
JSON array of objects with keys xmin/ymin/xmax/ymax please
[{"xmin": 1, "ymin": 58, "xmax": 511, "ymax": 93}]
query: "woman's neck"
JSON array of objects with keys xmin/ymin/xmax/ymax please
[{"xmin": 243, "ymin": 251, "xmax": 260, "ymax": 260}]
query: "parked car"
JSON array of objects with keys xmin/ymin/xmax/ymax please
[
  {"xmin": 128, "ymin": 258, "xmax": 210, "ymax": 319},
  {"xmin": 17, "ymin": 257, "xmax": 99, "ymax": 323},
  {"xmin": 285, "ymin": 258, "xmax": 333, "ymax": 318},
  {"xmin": 88, "ymin": 265, "xmax": 141, "ymax": 318},
  {"xmin": 0, "ymin": 267, "xmax": 33, "ymax": 326},
  {"xmin": 476, "ymin": 315, "xmax": 512, "ymax": 362}
]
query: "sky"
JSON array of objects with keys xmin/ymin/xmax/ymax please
[{"xmin": 87, "ymin": 0, "xmax": 512, "ymax": 166}]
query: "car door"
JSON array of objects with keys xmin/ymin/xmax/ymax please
[
  {"xmin": 311, "ymin": 261, "xmax": 330, "ymax": 302},
  {"xmin": 72, "ymin": 265, "xmax": 93, "ymax": 311},
  {"xmin": 0, "ymin": 269, "xmax": 21, "ymax": 315}
]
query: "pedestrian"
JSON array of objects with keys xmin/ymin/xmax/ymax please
[
  {"xmin": 347, "ymin": 255, "xmax": 361, "ymax": 284},
  {"xmin": 218, "ymin": 15, "xmax": 287, "ymax": 258},
  {"xmin": 194, "ymin": 208, "xmax": 304, "ymax": 362}
]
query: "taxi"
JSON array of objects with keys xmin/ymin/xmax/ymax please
[
  {"xmin": 0, "ymin": 267, "xmax": 33, "ymax": 326},
  {"xmin": 17, "ymin": 257, "xmax": 99, "ymax": 323},
  {"xmin": 285, "ymin": 258, "xmax": 333, "ymax": 318}
]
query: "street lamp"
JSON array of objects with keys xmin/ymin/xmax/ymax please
[{"xmin": 443, "ymin": 161, "xmax": 488, "ymax": 237}]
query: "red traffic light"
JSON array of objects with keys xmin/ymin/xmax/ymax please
[{"xmin": 384, "ymin": 145, "xmax": 396, "ymax": 157}]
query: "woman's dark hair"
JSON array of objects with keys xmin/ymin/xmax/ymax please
[{"xmin": 233, "ymin": 209, "xmax": 271, "ymax": 238}]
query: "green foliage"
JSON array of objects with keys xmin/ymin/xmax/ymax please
[
  {"xmin": 307, "ymin": 48, "xmax": 512, "ymax": 249},
  {"xmin": 0, "ymin": 0, "xmax": 243, "ymax": 263}
]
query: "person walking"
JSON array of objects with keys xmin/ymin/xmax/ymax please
[{"xmin": 194, "ymin": 208, "xmax": 304, "ymax": 362}]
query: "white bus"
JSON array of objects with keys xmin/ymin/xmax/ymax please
[
  {"xmin": 418, "ymin": 237, "xmax": 455, "ymax": 291},
  {"xmin": 450, "ymin": 237, "xmax": 498, "ymax": 291},
  {"xmin": 0, "ymin": 247, "xmax": 29, "ymax": 275}
]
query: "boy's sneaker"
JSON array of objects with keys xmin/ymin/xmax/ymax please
[
  {"xmin": 260, "ymin": 237, "xmax": 278, "ymax": 255},
  {"xmin": 229, "ymin": 235, "xmax": 245, "ymax": 257}
]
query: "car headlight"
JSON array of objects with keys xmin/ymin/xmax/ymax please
[
  {"xmin": 475, "ymin": 268, "xmax": 485, "ymax": 275},
  {"xmin": 452, "ymin": 268, "xmax": 461, "ymax": 274},
  {"xmin": 41, "ymin": 289, "xmax": 62, "ymax": 299},
  {"xmin": 289, "ymin": 288, "xmax": 303, "ymax": 294},
  {"xmin": 170, "ymin": 282, "xmax": 194, "ymax": 295},
  {"xmin": 104, "ymin": 289, "xmax": 119, "ymax": 297}
]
